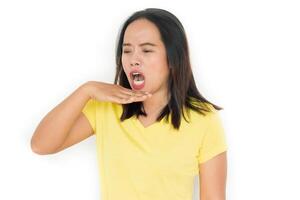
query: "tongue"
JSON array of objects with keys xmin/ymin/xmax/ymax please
[
  {"xmin": 134, "ymin": 74, "xmax": 144, "ymax": 81},
  {"xmin": 133, "ymin": 74, "xmax": 145, "ymax": 87}
]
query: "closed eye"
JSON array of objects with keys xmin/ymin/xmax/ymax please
[{"xmin": 122, "ymin": 50, "xmax": 153, "ymax": 54}]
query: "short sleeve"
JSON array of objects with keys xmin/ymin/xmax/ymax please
[
  {"xmin": 197, "ymin": 110, "xmax": 228, "ymax": 164},
  {"xmin": 81, "ymin": 98, "xmax": 96, "ymax": 133}
]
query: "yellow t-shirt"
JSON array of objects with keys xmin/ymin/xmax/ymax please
[{"xmin": 82, "ymin": 99, "xmax": 227, "ymax": 200}]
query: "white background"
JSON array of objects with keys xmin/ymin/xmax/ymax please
[{"xmin": 1, "ymin": 0, "xmax": 299, "ymax": 199}]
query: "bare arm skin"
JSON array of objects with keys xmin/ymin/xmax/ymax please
[
  {"xmin": 30, "ymin": 82, "xmax": 94, "ymax": 155},
  {"xmin": 30, "ymin": 81, "xmax": 152, "ymax": 155},
  {"xmin": 199, "ymin": 151, "xmax": 227, "ymax": 200}
]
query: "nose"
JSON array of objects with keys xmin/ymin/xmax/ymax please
[
  {"xmin": 130, "ymin": 51, "xmax": 141, "ymax": 67},
  {"xmin": 130, "ymin": 62, "xmax": 140, "ymax": 67}
]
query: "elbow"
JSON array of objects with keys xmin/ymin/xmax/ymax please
[
  {"xmin": 30, "ymin": 141, "xmax": 46, "ymax": 155},
  {"xmin": 31, "ymin": 145, "xmax": 46, "ymax": 155},
  {"xmin": 30, "ymin": 138, "xmax": 57, "ymax": 155}
]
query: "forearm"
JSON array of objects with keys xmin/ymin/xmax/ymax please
[{"xmin": 30, "ymin": 82, "xmax": 92, "ymax": 154}]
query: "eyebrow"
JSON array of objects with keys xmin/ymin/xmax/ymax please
[{"xmin": 122, "ymin": 42, "xmax": 157, "ymax": 47}]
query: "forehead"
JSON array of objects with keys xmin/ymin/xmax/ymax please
[{"xmin": 123, "ymin": 19, "xmax": 162, "ymax": 45}]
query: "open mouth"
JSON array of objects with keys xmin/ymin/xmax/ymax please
[
  {"xmin": 131, "ymin": 72, "xmax": 145, "ymax": 82},
  {"xmin": 130, "ymin": 71, "xmax": 145, "ymax": 89}
]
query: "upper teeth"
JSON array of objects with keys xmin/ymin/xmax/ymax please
[{"xmin": 132, "ymin": 72, "xmax": 141, "ymax": 78}]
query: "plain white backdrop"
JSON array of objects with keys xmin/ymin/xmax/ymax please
[{"xmin": 0, "ymin": 0, "xmax": 299, "ymax": 199}]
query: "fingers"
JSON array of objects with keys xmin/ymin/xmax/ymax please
[
  {"xmin": 116, "ymin": 92, "xmax": 152, "ymax": 104},
  {"xmin": 117, "ymin": 91, "xmax": 148, "ymax": 99},
  {"xmin": 114, "ymin": 85, "xmax": 152, "ymax": 104},
  {"xmin": 124, "ymin": 90, "xmax": 150, "ymax": 97},
  {"xmin": 132, "ymin": 93, "xmax": 152, "ymax": 102},
  {"xmin": 119, "ymin": 86, "xmax": 150, "ymax": 96}
]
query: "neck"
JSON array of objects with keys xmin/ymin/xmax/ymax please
[{"xmin": 142, "ymin": 89, "xmax": 170, "ymax": 117}]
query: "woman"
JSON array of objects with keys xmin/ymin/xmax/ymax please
[{"xmin": 31, "ymin": 8, "xmax": 228, "ymax": 200}]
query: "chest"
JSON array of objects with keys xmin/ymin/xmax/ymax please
[
  {"xmin": 103, "ymin": 117, "xmax": 203, "ymax": 177},
  {"xmin": 137, "ymin": 115, "xmax": 159, "ymax": 128}
]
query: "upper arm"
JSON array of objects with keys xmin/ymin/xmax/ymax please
[
  {"xmin": 52, "ymin": 112, "xmax": 95, "ymax": 154},
  {"xmin": 199, "ymin": 151, "xmax": 227, "ymax": 200}
]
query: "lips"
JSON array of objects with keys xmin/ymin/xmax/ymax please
[
  {"xmin": 129, "ymin": 70, "xmax": 146, "ymax": 90},
  {"xmin": 130, "ymin": 70, "xmax": 145, "ymax": 81}
]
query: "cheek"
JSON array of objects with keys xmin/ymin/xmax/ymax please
[
  {"xmin": 121, "ymin": 56, "xmax": 126, "ymax": 67},
  {"xmin": 152, "ymin": 52, "xmax": 168, "ymax": 68},
  {"xmin": 121, "ymin": 56, "xmax": 130, "ymax": 74},
  {"xmin": 151, "ymin": 57, "xmax": 169, "ymax": 76},
  {"xmin": 148, "ymin": 66, "xmax": 169, "ymax": 84}
]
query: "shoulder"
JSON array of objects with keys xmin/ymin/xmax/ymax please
[
  {"xmin": 91, "ymin": 99, "xmax": 120, "ymax": 108},
  {"xmin": 84, "ymin": 99, "xmax": 122, "ymax": 113},
  {"xmin": 93, "ymin": 100, "xmax": 123, "ymax": 115},
  {"xmin": 185, "ymin": 102, "xmax": 221, "ymax": 130},
  {"xmin": 187, "ymin": 101, "xmax": 218, "ymax": 119}
]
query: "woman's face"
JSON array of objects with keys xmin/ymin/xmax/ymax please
[{"xmin": 121, "ymin": 19, "xmax": 169, "ymax": 94}]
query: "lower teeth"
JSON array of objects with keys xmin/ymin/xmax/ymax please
[
  {"xmin": 133, "ymin": 80, "xmax": 144, "ymax": 85},
  {"xmin": 133, "ymin": 74, "xmax": 145, "ymax": 85}
]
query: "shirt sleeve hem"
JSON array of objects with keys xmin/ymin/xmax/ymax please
[{"xmin": 198, "ymin": 145, "xmax": 228, "ymax": 164}]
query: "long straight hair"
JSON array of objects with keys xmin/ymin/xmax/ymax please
[{"xmin": 114, "ymin": 8, "xmax": 223, "ymax": 130}]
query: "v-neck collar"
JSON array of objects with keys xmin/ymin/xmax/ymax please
[{"xmin": 132, "ymin": 115, "xmax": 169, "ymax": 131}]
